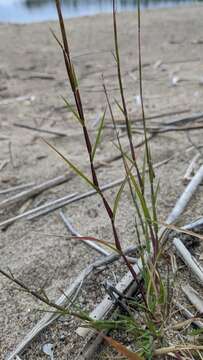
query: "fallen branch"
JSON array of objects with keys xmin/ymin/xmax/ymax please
[
  {"xmin": 0, "ymin": 135, "xmax": 153, "ymax": 212},
  {"xmin": 175, "ymin": 302, "xmax": 203, "ymax": 328},
  {"xmin": 0, "ymin": 182, "xmax": 35, "ymax": 196},
  {"xmin": 0, "ymin": 172, "xmax": 73, "ymax": 210},
  {"xmin": 173, "ymin": 237, "xmax": 203, "ymax": 285},
  {"xmin": 0, "ymin": 156, "xmax": 173, "ymax": 228},
  {"xmin": 0, "ymin": 191, "xmax": 78, "ymax": 229},
  {"xmin": 154, "ymin": 344, "xmax": 203, "ymax": 356},
  {"xmin": 76, "ymin": 254, "xmax": 145, "ymax": 338},
  {"xmin": 166, "ymin": 164, "xmax": 203, "ymax": 224},
  {"xmin": 6, "ymin": 245, "xmax": 136, "ymax": 360},
  {"xmin": 183, "ymin": 153, "xmax": 200, "ymax": 183},
  {"xmin": 183, "ymin": 217, "xmax": 203, "ymax": 230},
  {"xmin": 182, "ymin": 284, "xmax": 203, "ymax": 313}
]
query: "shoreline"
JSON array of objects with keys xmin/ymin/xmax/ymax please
[{"xmin": 0, "ymin": 3, "xmax": 202, "ymax": 25}]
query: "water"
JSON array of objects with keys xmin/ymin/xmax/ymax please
[{"xmin": 0, "ymin": 0, "xmax": 200, "ymax": 23}]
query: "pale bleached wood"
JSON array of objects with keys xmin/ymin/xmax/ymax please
[
  {"xmin": 0, "ymin": 192, "xmax": 78, "ymax": 229},
  {"xmin": 173, "ymin": 237, "xmax": 203, "ymax": 285},
  {"xmin": 183, "ymin": 217, "xmax": 203, "ymax": 230},
  {"xmin": 0, "ymin": 182, "xmax": 35, "ymax": 195},
  {"xmin": 76, "ymin": 255, "xmax": 145, "ymax": 338},
  {"xmin": 6, "ymin": 246, "xmax": 136, "ymax": 360},
  {"xmin": 0, "ymin": 172, "xmax": 73, "ymax": 210},
  {"xmin": 183, "ymin": 153, "xmax": 200, "ymax": 183},
  {"xmin": 0, "ymin": 156, "xmax": 173, "ymax": 228},
  {"xmin": 182, "ymin": 284, "xmax": 203, "ymax": 313},
  {"xmin": 166, "ymin": 164, "xmax": 203, "ymax": 224},
  {"xmin": 175, "ymin": 302, "xmax": 203, "ymax": 328}
]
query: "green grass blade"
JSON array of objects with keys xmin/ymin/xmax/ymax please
[
  {"xmin": 44, "ymin": 139, "xmax": 97, "ymax": 191},
  {"xmin": 62, "ymin": 96, "xmax": 83, "ymax": 125},
  {"xmin": 113, "ymin": 175, "xmax": 128, "ymax": 220},
  {"xmin": 91, "ymin": 108, "xmax": 106, "ymax": 161},
  {"xmin": 114, "ymin": 98, "xmax": 125, "ymax": 116}
]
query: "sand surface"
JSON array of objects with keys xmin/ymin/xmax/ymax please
[{"xmin": 0, "ymin": 5, "xmax": 203, "ymax": 359}]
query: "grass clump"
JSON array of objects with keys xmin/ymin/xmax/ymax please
[{"xmin": 1, "ymin": 1, "xmax": 203, "ymax": 359}]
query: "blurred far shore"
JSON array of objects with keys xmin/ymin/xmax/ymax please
[{"xmin": 0, "ymin": 0, "xmax": 201, "ymax": 23}]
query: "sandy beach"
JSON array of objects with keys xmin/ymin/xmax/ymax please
[{"xmin": 0, "ymin": 4, "xmax": 203, "ymax": 359}]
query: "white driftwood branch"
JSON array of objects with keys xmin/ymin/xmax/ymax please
[
  {"xmin": 175, "ymin": 302, "xmax": 203, "ymax": 328},
  {"xmin": 183, "ymin": 217, "xmax": 203, "ymax": 230},
  {"xmin": 6, "ymin": 245, "xmax": 136, "ymax": 360},
  {"xmin": 0, "ymin": 156, "xmax": 173, "ymax": 228},
  {"xmin": 0, "ymin": 192, "xmax": 78, "ymax": 229},
  {"xmin": 0, "ymin": 182, "xmax": 35, "ymax": 195},
  {"xmin": 183, "ymin": 153, "xmax": 200, "ymax": 183},
  {"xmin": 166, "ymin": 164, "xmax": 203, "ymax": 225},
  {"xmin": 182, "ymin": 284, "xmax": 203, "ymax": 313},
  {"xmin": 0, "ymin": 172, "xmax": 72, "ymax": 210},
  {"xmin": 173, "ymin": 237, "xmax": 203, "ymax": 285}
]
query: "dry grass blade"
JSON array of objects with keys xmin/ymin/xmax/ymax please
[
  {"xmin": 154, "ymin": 345, "xmax": 203, "ymax": 356},
  {"xmin": 103, "ymin": 335, "xmax": 144, "ymax": 360}
]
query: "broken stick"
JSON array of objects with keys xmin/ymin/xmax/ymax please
[
  {"xmin": 0, "ymin": 172, "xmax": 73, "ymax": 210},
  {"xmin": 173, "ymin": 237, "xmax": 203, "ymax": 285}
]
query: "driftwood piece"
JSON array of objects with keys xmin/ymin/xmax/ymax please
[
  {"xmin": 175, "ymin": 302, "xmax": 203, "ymax": 328},
  {"xmin": 0, "ymin": 182, "xmax": 35, "ymax": 196},
  {"xmin": 6, "ymin": 246, "xmax": 136, "ymax": 360},
  {"xmin": 60, "ymin": 210, "xmax": 110, "ymax": 256},
  {"xmin": 0, "ymin": 133, "xmax": 154, "ymax": 214},
  {"xmin": 173, "ymin": 237, "xmax": 203, "ymax": 285},
  {"xmin": 0, "ymin": 156, "xmax": 173, "ymax": 229},
  {"xmin": 0, "ymin": 172, "xmax": 73, "ymax": 210},
  {"xmin": 183, "ymin": 153, "xmax": 200, "ymax": 183},
  {"xmin": 13, "ymin": 123, "xmax": 66, "ymax": 137},
  {"xmin": 0, "ymin": 179, "xmax": 123, "ymax": 229},
  {"xmin": 182, "ymin": 284, "xmax": 203, "ymax": 313},
  {"xmin": 166, "ymin": 164, "xmax": 203, "ymax": 224},
  {"xmin": 76, "ymin": 255, "xmax": 144, "ymax": 338},
  {"xmin": 78, "ymin": 281, "xmax": 138, "ymax": 360},
  {"xmin": 183, "ymin": 217, "xmax": 203, "ymax": 230},
  {"xmin": 0, "ymin": 192, "xmax": 78, "ymax": 229}
]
